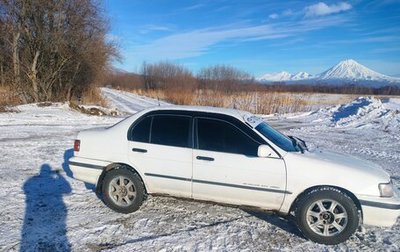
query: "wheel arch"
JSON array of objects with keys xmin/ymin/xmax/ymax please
[
  {"xmin": 289, "ymin": 185, "xmax": 363, "ymax": 220},
  {"xmin": 96, "ymin": 163, "xmax": 148, "ymax": 195}
]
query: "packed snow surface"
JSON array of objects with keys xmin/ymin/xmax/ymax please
[{"xmin": 0, "ymin": 88, "xmax": 399, "ymax": 251}]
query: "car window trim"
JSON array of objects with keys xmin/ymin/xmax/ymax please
[{"xmin": 148, "ymin": 116, "xmax": 153, "ymax": 143}]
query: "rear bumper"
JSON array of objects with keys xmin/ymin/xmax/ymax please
[
  {"xmin": 68, "ymin": 156, "xmax": 110, "ymax": 185},
  {"xmin": 359, "ymin": 195, "xmax": 400, "ymax": 227}
]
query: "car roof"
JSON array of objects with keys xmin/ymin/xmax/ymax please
[{"xmin": 141, "ymin": 105, "xmax": 252, "ymax": 122}]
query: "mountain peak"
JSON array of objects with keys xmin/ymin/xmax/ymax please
[
  {"xmin": 257, "ymin": 59, "xmax": 400, "ymax": 86},
  {"xmin": 339, "ymin": 59, "xmax": 358, "ymax": 65},
  {"xmin": 318, "ymin": 59, "xmax": 390, "ymax": 81},
  {"xmin": 257, "ymin": 71, "xmax": 312, "ymax": 82},
  {"xmin": 258, "ymin": 71, "xmax": 292, "ymax": 81}
]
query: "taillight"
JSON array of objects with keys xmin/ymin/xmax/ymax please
[{"xmin": 74, "ymin": 140, "xmax": 80, "ymax": 152}]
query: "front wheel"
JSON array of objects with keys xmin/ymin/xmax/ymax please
[
  {"xmin": 102, "ymin": 167, "xmax": 145, "ymax": 213},
  {"xmin": 294, "ymin": 187, "xmax": 359, "ymax": 245}
]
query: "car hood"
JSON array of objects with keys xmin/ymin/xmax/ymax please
[{"xmin": 302, "ymin": 148, "xmax": 390, "ymax": 181}]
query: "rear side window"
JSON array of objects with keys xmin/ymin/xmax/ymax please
[
  {"xmin": 197, "ymin": 118, "xmax": 259, "ymax": 156},
  {"xmin": 150, "ymin": 115, "xmax": 191, "ymax": 148},
  {"xmin": 131, "ymin": 116, "xmax": 152, "ymax": 143}
]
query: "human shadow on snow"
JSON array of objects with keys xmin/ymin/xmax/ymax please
[{"xmin": 21, "ymin": 164, "xmax": 72, "ymax": 251}]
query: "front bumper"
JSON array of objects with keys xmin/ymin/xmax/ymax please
[{"xmin": 358, "ymin": 195, "xmax": 400, "ymax": 227}]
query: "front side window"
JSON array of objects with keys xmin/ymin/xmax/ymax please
[
  {"xmin": 197, "ymin": 118, "xmax": 259, "ymax": 156},
  {"xmin": 255, "ymin": 122, "xmax": 299, "ymax": 152},
  {"xmin": 150, "ymin": 115, "xmax": 191, "ymax": 148}
]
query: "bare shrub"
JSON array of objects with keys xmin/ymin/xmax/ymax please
[
  {"xmin": 101, "ymin": 70, "xmax": 144, "ymax": 90},
  {"xmin": 0, "ymin": 85, "xmax": 20, "ymax": 106}
]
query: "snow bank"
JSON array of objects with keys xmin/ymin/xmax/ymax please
[{"xmin": 302, "ymin": 97, "xmax": 400, "ymax": 132}]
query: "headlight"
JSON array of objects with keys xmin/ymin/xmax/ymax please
[{"xmin": 379, "ymin": 182, "xmax": 394, "ymax": 197}]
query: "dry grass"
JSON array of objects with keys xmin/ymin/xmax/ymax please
[
  {"xmin": 78, "ymin": 86, "xmax": 108, "ymax": 107},
  {"xmin": 128, "ymin": 89, "xmax": 318, "ymax": 114},
  {"xmin": 127, "ymin": 89, "xmax": 365, "ymax": 114}
]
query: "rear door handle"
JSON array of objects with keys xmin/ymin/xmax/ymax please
[
  {"xmin": 196, "ymin": 156, "xmax": 214, "ymax": 161},
  {"xmin": 132, "ymin": 148, "xmax": 147, "ymax": 153}
]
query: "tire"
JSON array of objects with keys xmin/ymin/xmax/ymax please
[
  {"xmin": 294, "ymin": 187, "xmax": 359, "ymax": 245},
  {"xmin": 102, "ymin": 167, "xmax": 145, "ymax": 213}
]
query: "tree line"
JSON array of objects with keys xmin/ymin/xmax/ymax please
[
  {"xmin": 103, "ymin": 61, "xmax": 400, "ymax": 96},
  {"xmin": 0, "ymin": 0, "xmax": 116, "ymax": 103}
]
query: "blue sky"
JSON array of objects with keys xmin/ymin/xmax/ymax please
[{"xmin": 104, "ymin": 0, "xmax": 400, "ymax": 77}]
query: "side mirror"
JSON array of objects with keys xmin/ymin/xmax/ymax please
[{"xmin": 257, "ymin": 145, "xmax": 276, "ymax": 158}]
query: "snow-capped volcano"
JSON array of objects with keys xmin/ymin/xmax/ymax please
[
  {"xmin": 291, "ymin": 71, "xmax": 313, "ymax": 80},
  {"xmin": 257, "ymin": 59, "xmax": 400, "ymax": 87},
  {"xmin": 258, "ymin": 71, "xmax": 312, "ymax": 82},
  {"xmin": 318, "ymin": 59, "xmax": 397, "ymax": 82},
  {"xmin": 258, "ymin": 71, "xmax": 292, "ymax": 82}
]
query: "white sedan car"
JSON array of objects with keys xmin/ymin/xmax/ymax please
[{"xmin": 69, "ymin": 106, "xmax": 399, "ymax": 245}]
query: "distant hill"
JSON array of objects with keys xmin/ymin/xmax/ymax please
[{"xmin": 257, "ymin": 59, "xmax": 400, "ymax": 87}]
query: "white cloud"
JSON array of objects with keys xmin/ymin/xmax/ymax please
[
  {"xmin": 282, "ymin": 9, "xmax": 294, "ymax": 16},
  {"xmin": 139, "ymin": 25, "xmax": 171, "ymax": 34},
  {"xmin": 129, "ymin": 15, "xmax": 349, "ymax": 61},
  {"xmin": 269, "ymin": 13, "xmax": 279, "ymax": 19},
  {"xmin": 305, "ymin": 2, "xmax": 352, "ymax": 17}
]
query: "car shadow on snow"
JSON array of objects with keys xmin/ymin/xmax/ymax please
[
  {"xmin": 243, "ymin": 209, "xmax": 305, "ymax": 239},
  {"xmin": 21, "ymin": 164, "xmax": 72, "ymax": 251},
  {"xmin": 63, "ymin": 148, "xmax": 96, "ymax": 192}
]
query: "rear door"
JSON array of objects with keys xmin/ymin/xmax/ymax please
[
  {"xmin": 192, "ymin": 117, "xmax": 287, "ymax": 210},
  {"xmin": 127, "ymin": 114, "xmax": 193, "ymax": 197}
]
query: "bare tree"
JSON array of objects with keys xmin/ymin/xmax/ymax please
[
  {"xmin": 0, "ymin": 0, "xmax": 117, "ymax": 103},
  {"xmin": 197, "ymin": 65, "xmax": 254, "ymax": 92}
]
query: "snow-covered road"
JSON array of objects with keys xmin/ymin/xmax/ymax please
[
  {"xmin": 101, "ymin": 88, "xmax": 170, "ymax": 114},
  {"xmin": 0, "ymin": 90, "xmax": 399, "ymax": 251}
]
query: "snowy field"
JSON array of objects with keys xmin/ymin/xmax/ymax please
[{"xmin": 0, "ymin": 89, "xmax": 399, "ymax": 251}]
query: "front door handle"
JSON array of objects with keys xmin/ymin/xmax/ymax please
[
  {"xmin": 196, "ymin": 156, "xmax": 214, "ymax": 161},
  {"xmin": 132, "ymin": 148, "xmax": 147, "ymax": 153}
]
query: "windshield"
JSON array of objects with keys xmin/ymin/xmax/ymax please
[{"xmin": 255, "ymin": 122, "xmax": 300, "ymax": 152}]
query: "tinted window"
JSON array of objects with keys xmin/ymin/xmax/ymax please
[
  {"xmin": 151, "ymin": 115, "xmax": 191, "ymax": 148},
  {"xmin": 131, "ymin": 116, "xmax": 152, "ymax": 143},
  {"xmin": 197, "ymin": 118, "xmax": 259, "ymax": 156},
  {"xmin": 255, "ymin": 122, "xmax": 299, "ymax": 152}
]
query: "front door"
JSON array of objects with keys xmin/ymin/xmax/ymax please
[{"xmin": 192, "ymin": 117, "xmax": 287, "ymax": 210}]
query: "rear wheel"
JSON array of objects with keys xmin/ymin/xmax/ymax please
[
  {"xmin": 295, "ymin": 187, "xmax": 359, "ymax": 245},
  {"xmin": 102, "ymin": 167, "xmax": 145, "ymax": 213}
]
